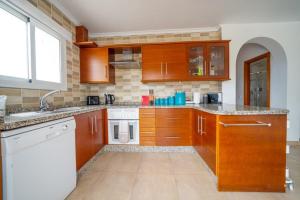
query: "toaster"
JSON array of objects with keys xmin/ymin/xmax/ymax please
[{"xmin": 87, "ymin": 96, "xmax": 100, "ymax": 105}]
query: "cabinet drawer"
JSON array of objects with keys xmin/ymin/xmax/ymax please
[
  {"xmin": 140, "ymin": 127, "xmax": 156, "ymax": 137},
  {"xmin": 156, "ymin": 127, "xmax": 191, "ymax": 137},
  {"xmin": 156, "ymin": 108, "xmax": 190, "ymax": 118},
  {"xmin": 156, "ymin": 118, "xmax": 190, "ymax": 128},
  {"xmin": 140, "ymin": 118, "xmax": 155, "ymax": 128},
  {"xmin": 140, "ymin": 136, "xmax": 156, "ymax": 146},
  {"xmin": 156, "ymin": 136, "xmax": 191, "ymax": 146},
  {"xmin": 139, "ymin": 108, "xmax": 155, "ymax": 118}
]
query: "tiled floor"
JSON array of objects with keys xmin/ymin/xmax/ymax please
[{"xmin": 67, "ymin": 146, "xmax": 300, "ymax": 200}]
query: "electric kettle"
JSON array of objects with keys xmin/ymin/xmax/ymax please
[{"xmin": 104, "ymin": 94, "xmax": 115, "ymax": 105}]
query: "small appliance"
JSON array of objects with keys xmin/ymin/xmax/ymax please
[
  {"xmin": 175, "ymin": 91, "xmax": 186, "ymax": 105},
  {"xmin": 141, "ymin": 96, "xmax": 150, "ymax": 106},
  {"xmin": 207, "ymin": 92, "xmax": 223, "ymax": 104},
  {"xmin": 87, "ymin": 96, "xmax": 100, "ymax": 105},
  {"xmin": 193, "ymin": 92, "xmax": 201, "ymax": 104},
  {"xmin": 104, "ymin": 94, "xmax": 115, "ymax": 105}
]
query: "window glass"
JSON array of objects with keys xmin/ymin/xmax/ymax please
[
  {"xmin": 0, "ymin": 7, "xmax": 28, "ymax": 79},
  {"xmin": 35, "ymin": 26, "xmax": 60, "ymax": 83}
]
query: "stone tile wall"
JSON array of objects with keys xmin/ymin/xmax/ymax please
[{"xmin": 89, "ymin": 32, "xmax": 222, "ymax": 103}]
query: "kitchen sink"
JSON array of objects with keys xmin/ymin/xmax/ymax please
[
  {"xmin": 52, "ymin": 107, "xmax": 82, "ymax": 113},
  {"xmin": 10, "ymin": 111, "xmax": 49, "ymax": 118}
]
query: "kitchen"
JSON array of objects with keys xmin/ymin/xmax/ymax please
[{"xmin": 0, "ymin": 0, "xmax": 299, "ymax": 200}]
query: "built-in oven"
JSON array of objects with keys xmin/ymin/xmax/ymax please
[
  {"xmin": 108, "ymin": 120, "xmax": 139, "ymax": 144},
  {"xmin": 107, "ymin": 108, "xmax": 139, "ymax": 144}
]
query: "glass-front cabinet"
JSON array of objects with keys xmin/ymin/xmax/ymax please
[
  {"xmin": 188, "ymin": 45, "xmax": 205, "ymax": 78},
  {"xmin": 187, "ymin": 42, "xmax": 229, "ymax": 80}
]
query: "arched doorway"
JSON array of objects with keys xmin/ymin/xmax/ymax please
[{"xmin": 236, "ymin": 37, "xmax": 287, "ymax": 109}]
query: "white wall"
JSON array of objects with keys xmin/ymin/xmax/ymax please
[
  {"xmin": 221, "ymin": 22, "xmax": 300, "ymax": 141},
  {"xmin": 236, "ymin": 43, "xmax": 268, "ymax": 105}
]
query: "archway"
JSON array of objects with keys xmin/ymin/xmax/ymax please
[{"xmin": 236, "ymin": 37, "xmax": 288, "ymax": 109}]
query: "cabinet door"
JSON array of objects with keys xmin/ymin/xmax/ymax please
[
  {"xmin": 75, "ymin": 113, "xmax": 94, "ymax": 170},
  {"xmin": 80, "ymin": 47, "xmax": 112, "ymax": 83},
  {"xmin": 142, "ymin": 45, "xmax": 164, "ymax": 81},
  {"xmin": 163, "ymin": 44, "xmax": 188, "ymax": 80},
  {"xmin": 187, "ymin": 44, "xmax": 207, "ymax": 79},
  {"xmin": 206, "ymin": 42, "xmax": 229, "ymax": 80},
  {"xmin": 93, "ymin": 110, "xmax": 105, "ymax": 154}
]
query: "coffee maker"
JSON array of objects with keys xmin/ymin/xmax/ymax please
[{"xmin": 104, "ymin": 94, "xmax": 115, "ymax": 105}]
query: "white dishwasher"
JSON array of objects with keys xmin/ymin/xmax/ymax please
[{"xmin": 1, "ymin": 117, "xmax": 77, "ymax": 200}]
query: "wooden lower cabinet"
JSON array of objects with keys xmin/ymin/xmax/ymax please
[
  {"xmin": 75, "ymin": 110, "xmax": 105, "ymax": 171},
  {"xmin": 216, "ymin": 114, "xmax": 286, "ymax": 192},
  {"xmin": 139, "ymin": 108, "xmax": 156, "ymax": 145},
  {"xmin": 155, "ymin": 108, "xmax": 192, "ymax": 146}
]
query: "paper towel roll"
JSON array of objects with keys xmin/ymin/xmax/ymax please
[{"xmin": 193, "ymin": 92, "xmax": 200, "ymax": 104}]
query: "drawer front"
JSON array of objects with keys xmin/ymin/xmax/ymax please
[
  {"xmin": 140, "ymin": 118, "xmax": 155, "ymax": 128},
  {"xmin": 156, "ymin": 136, "xmax": 191, "ymax": 146},
  {"xmin": 140, "ymin": 108, "xmax": 155, "ymax": 118},
  {"xmin": 156, "ymin": 108, "xmax": 190, "ymax": 118},
  {"xmin": 140, "ymin": 136, "xmax": 156, "ymax": 146},
  {"xmin": 156, "ymin": 127, "xmax": 191, "ymax": 138},
  {"xmin": 140, "ymin": 127, "xmax": 156, "ymax": 137}
]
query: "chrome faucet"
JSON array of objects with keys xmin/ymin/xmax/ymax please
[{"xmin": 40, "ymin": 90, "xmax": 61, "ymax": 111}]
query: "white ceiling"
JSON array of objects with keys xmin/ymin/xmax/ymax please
[{"xmin": 56, "ymin": 0, "xmax": 300, "ymax": 36}]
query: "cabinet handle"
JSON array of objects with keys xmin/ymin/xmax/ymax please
[
  {"xmin": 165, "ymin": 62, "xmax": 168, "ymax": 75},
  {"xmin": 91, "ymin": 117, "xmax": 94, "ymax": 135},
  {"xmin": 201, "ymin": 117, "xmax": 206, "ymax": 135},
  {"xmin": 204, "ymin": 60, "xmax": 206, "ymax": 70},
  {"xmin": 105, "ymin": 65, "xmax": 108, "ymax": 78},
  {"xmin": 165, "ymin": 136, "xmax": 180, "ymax": 139},
  {"xmin": 160, "ymin": 62, "xmax": 163, "ymax": 75},
  {"xmin": 197, "ymin": 115, "xmax": 200, "ymax": 134},
  {"xmin": 219, "ymin": 121, "xmax": 271, "ymax": 127},
  {"xmin": 94, "ymin": 116, "xmax": 97, "ymax": 133},
  {"xmin": 200, "ymin": 116, "xmax": 203, "ymax": 135}
]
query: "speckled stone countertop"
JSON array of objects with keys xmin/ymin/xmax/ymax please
[{"xmin": 0, "ymin": 104, "xmax": 288, "ymax": 131}]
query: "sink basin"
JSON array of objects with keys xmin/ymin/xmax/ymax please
[
  {"xmin": 10, "ymin": 111, "xmax": 48, "ymax": 118},
  {"xmin": 53, "ymin": 107, "xmax": 82, "ymax": 113}
]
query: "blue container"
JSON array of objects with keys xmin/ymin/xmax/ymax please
[
  {"xmin": 155, "ymin": 98, "xmax": 160, "ymax": 106},
  {"xmin": 161, "ymin": 98, "xmax": 167, "ymax": 106},
  {"xmin": 168, "ymin": 96, "xmax": 175, "ymax": 105},
  {"xmin": 175, "ymin": 92, "xmax": 186, "ymax": 105}
]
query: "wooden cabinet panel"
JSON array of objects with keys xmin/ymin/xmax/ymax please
[
  {"xmin": 139, "ymin": 108, "xmax": 156, "ymax": 146},
  {"xmin": 217, "ymin": 115, "xmax": 286, "ymax": 192},
  {"xmin": 93, "ymin": 110, "xmax": 105, "ymax": 154},
  {"xmin": 80, "ymin": 47, "xmax": 115, "ymax": 83},
  {"xmin": 75, "ymin": 112, "xmax": 93, "ymax": 170},
  {"xmin": 75, "ymin": 110, "xmax": 105, "ymax": 171},
  {"xmin": 142, "ymin": 44, "xmax": 188, "ymax": 82}
]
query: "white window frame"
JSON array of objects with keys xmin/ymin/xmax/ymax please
[{"xmin": 0, "ymin": 0, "xmax": 71, "ymax": 91}]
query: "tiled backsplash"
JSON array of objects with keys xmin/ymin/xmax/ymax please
[
  {"xmin": 0, "ymin": 0, "xmax": 222, "ymax": 113},
  {"xmin": 88, "ymin": 69, "xmax": 221, "ymax": 103}
]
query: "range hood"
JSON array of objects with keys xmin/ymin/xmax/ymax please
[{"xmin": 109, "ymin": 47, "xmax": 141, "ymax": 69}]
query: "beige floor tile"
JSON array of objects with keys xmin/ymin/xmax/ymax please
[
  {"xmin": 66, "ymin": 171, "xmax": 104, "ymax": 200},
  {"xmin": 87, "ymin": 152, "xmax": 116, "ymax": 173},
  {"xmin": 130, "ymin": 173, "xmax": 179, "ymax": 200},
  {"xmin": 169, "ymin": 152, "xmax": 207, "ymax": 174},
  {"xmin": 88, "ymin": 172, "xmax": 136, "ymax": 200},
  {"xmin": 105, "ymin": 152, "xmax": 142, "ymax": 173},
  {"xmin": 138, "ymin": 159, "xmax": 172, "ymax": 174},
  {"xmin": 142, "ymin": 152, "xmax": 170, "ymax": 161}
]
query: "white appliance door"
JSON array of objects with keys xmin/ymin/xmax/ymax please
[{"xmin": 2, "ymin": 120, "xmax": 76, "ymax": 200}]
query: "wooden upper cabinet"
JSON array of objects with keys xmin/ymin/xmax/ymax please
[
  {"xmin": 142, "ymin": 44, "xmax": 188, "ymax": 82},
  {"xmin": 187, "ymin": 41, "xmax": 229, "ymax": 80},
  {"xmin": 80, "ymin": 47, "xmax": 115, "ymax": 84},
  {"xmin": 206, "ymin": 42, "xmax": 229, "ymax": 80},
  {"xmin": 142, "ymin": 41, "xmax": 230, "ymax": 82}
]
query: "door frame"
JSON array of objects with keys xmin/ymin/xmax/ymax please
[{"xmin": 244, "ymin": 52, "xmax": 270, "ymax": 107}]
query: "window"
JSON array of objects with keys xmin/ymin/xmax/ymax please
[{"xmin": 0, "ymin": 1, "xmax": 67, "ymax": 90}]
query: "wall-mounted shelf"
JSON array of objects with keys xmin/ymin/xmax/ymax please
[{"xmin": 74, "ymin": 41, "xmax": 98, "ymax": 48}]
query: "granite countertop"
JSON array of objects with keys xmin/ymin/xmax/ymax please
[{"xmin": 0, "ymin": 104, "xmax": 288, "ymax": 131}]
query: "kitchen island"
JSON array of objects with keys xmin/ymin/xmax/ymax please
[{"xmin": 0, "ymin": 104, "xmax": 288, "ymax": 192}]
